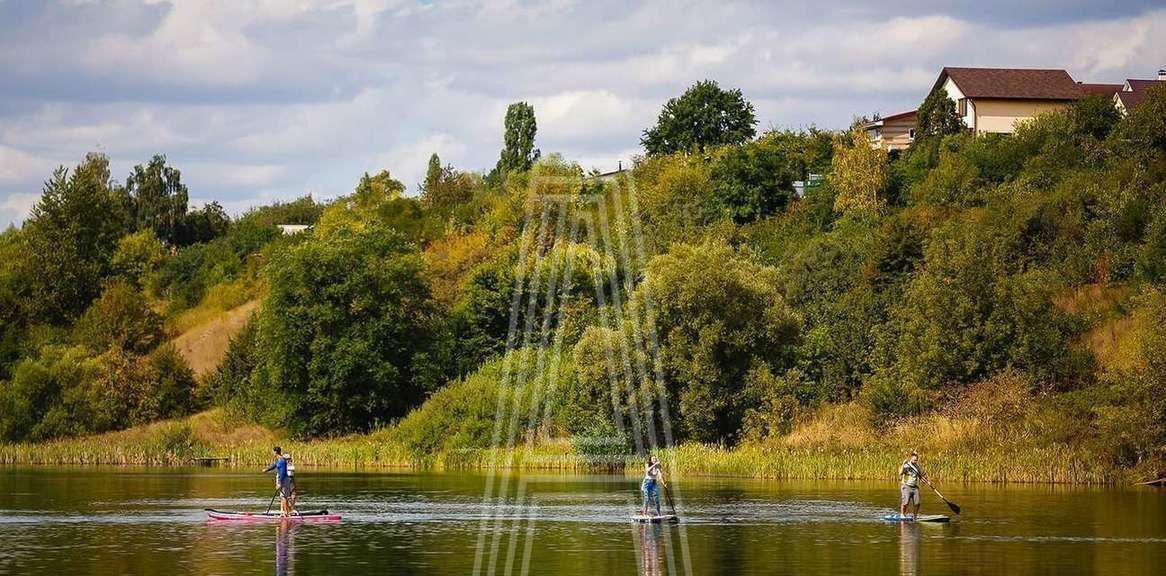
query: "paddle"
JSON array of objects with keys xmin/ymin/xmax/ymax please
[
  {"xmin": 265, "ymin": 488, "xmax": 280, "ymax": 515},
  {"xmin": 920, "ymin": 477, "xmax": 960, "ymax": 515},
  {"xmin": 662, "ymin": 483, "xmax": 677, "ymax": 517}
]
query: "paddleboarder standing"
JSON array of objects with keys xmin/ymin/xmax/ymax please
[
  {"xmin": 641, "ymin": 455, "xmax": 666, "ymax": 517},
  {"xmin": 899, "ymin": 451, "xmax": 924, "ymax": 520},
  {"xmin": 264, "ymin": 446, "xmax": 293, "ymax": 517}
]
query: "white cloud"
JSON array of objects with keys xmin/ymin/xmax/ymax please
[
  {"xmin": 1, "ymin": 1, "xmax": 1165, "ymax": 217},
  {"xmin": 376, "ymin": 132, "xmax": 469, "ymax": 192},
  {"xmin": 0, "ymin": 192, "xmax": 39, "ymax": 227},
  {"xmin": 0, "ymin": 145, "xmax": 59, "ymax": 183}
]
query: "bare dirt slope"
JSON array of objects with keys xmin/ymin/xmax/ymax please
[{"xmin": 171, "ymin": 300, "xmax": 260, "ymax": 377}]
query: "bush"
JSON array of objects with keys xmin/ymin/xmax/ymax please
[
  {"xmin": 111, "ymin": 229, "xmax": 167, "ymax": 288},
  {"xmin": 248, "ymin": 222, "xmax": 444, "ymax": 436},
  {"xmin": 637, "ymin": 241, "xmax": 800, "ymax": 442},
  {"xmin": 393, "ymin": 349, "xmax": 574, "ymax": 457},
  {"xmin": 710, "ymin": 139, "xmax": 796, "ymax": 223},
  {"xmin": 74, "ymin": 281, "xmax": 165, "ymax": 355}
]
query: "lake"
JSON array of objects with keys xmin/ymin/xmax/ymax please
[{"xmin": 1, "ymin": 467, "xmax": 1164, "ymax": 575}]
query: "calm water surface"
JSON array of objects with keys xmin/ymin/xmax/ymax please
[{"xmin": 1, "ymin": 467, "xmax": 1164, "ymax": 575}]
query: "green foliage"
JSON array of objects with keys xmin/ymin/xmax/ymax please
[
  {"xmin": 0, "ymin": 346, "xmax": 97, "ymax": 441},
  {"xmin": 909, "ymin": 136, "xmax": 982, "ymax": 207},
  {"xmin": 393, "ymin": 349, "xmax": 573, "ymax": 457},
  {"xmin": 710, "ymin": 138, "xmax": 797, "ymax": 223},
  {"xmin": 202, "ymin": 317, "xmax": 258, "ymax": 408},
  {"xmin": 176, "ymin": 201, "xmax": 230, "ymax": 246},
  {"xmin": 630, "ymin": 152, "xmax": 718, "ymax": 251},
  {"xmin": 248, "ymin": 223, "xmax": 444, "ymax": 436},
  {"xmin": 151, "ymin": 218, "xmax": 281, "ymax": 311},
  {"xmin": 353, "ymin": 170, "xmax": 406, "ymax": 207},
  {"xmin": 20, "ymin": 153, "xmax": 133, "ymax": 324},
  {"xmin": 124, "ymin": 154, "xmax": 189, "ymax": 245},
  {"xmin": 889, "ymin": 215, "xmax": 1088, "ymax": 391},
  {"xmin": 492, "ymin": 101, "xmax": 540, "ymax": 181},
  {"xmin": 740, "ymin": 366, "xmax": 804, "ymax": 441},
  {"xmin": 642, "ymin": 80, "xmax": 757, "ymax": 155},
  {"xmin": 637, "ymin": 241, "xmax": 800, "ymax": 442},
  {"xmin": 111, "ymin": 229, "xmax": 168, "ymax": 288},
  {"xmin": 5, "ymin": 75, "xmax": 1166, "ymax": 465},
  {"xmin": 0, "ymin": 343, "xmax": 195, "ymax": 442},
  {"xmin": 914, "ymin": 87, "xmax": 963, "ymax": 143},
  {"xmin": 74, "ymin": 282, "xmax": 165, "ymax": 355},
  {"xmin": 424, "ymin": 153, "xmax": 442, "ymax": 193},
  {"xmin": 238, "ymin": 196, "xmax": 325, "ymax": 228},
  {"xmin": 1072, "ymin": 95, "xmax": 1121, "ymax": 142},
  {"xmin": 1110, "ymin": 83, "xmax": 1166, "ymax": 159},
  {"xmin": 831, "ymin": 128, "xmax": 890, "ymax": 215}
]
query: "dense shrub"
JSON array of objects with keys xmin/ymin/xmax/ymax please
[
  {"xmin": 636, "ymin": 241, "xmax": 800, "ymax": 443},
  {"xmin": 248, "ymin": 222, "xmax": 445, "ymax": 436}
]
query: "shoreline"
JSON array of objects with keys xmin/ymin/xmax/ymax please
[{"xmin": 0, "ymin": 410, "xmax": 1141, "ymax": 486}]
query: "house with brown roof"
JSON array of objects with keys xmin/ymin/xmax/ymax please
[
  {"xmin": 934, "ymin": 67, "xmax": 1082, "ymax": 134},
  {"xmin": 1077, "ymin": 82, "xmax": 1124, "ymax": 98},
  {"xmin": 1113, "ymin": 70, "xmax": 1165, "ymax": 115},
  {"xmin": 864, "ymin": 109, "xmax": 917, "ymax": 151}
]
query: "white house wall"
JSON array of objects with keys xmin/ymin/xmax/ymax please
[{"xmin": 942, "ymin": 76, "xmax": 975, "ymax": 130}]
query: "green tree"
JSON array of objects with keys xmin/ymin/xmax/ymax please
[
  {"xmin": 74, "ymin": 281, "xmax": 165, "ymax": 355},
  {"xmin": 1072, "ymin": 95, "xmax": 1121, "ymax": 142},
  {"xmin": 642, "ymin": 80, "xmax": 757, "ymax": 156},
  {"xmin": 111, "ymin": 229, "xmax": 168, "ymax": 288},
  {"xmin": 249, "ymin": 223, "xmax": 444, "ymax": 436},
  {"xmin": 20, "ymin": 153, "xmax": 132, "ymax": 323},
  {"xmin": 915, "ymin": 87, "xmax": 963, "ymax": 143},
  {"xmin": 353, "ymin": 170, "xmax": 406, "ymax": 208},
  {"xmin": 710, "ymin": 138, "xmax": 797, "ymax": 223},
  {"xmin": 177, "ymin": 201, "xmax": 230, "ymax": 245},
  {"xmin": 831, "ymin": 128, "xmax": 890, "ymax": 215},
  {"xmin": 125, "ymin": 154, "xmax": 189, "ymax": 245},
  {"xmin": 634, "ymin": 241, "xmax": 800, "ymax": 442},
  {"xmin": 493, "ymin": 102, "xmax": 540, "ymax": 179},
  {"xmin": 421, "ymin": 160, "xmax": 477, "ymax": 214},
  {"xmin": 424, "ymin": 153, "xmax": 442, "ymax": 193}
]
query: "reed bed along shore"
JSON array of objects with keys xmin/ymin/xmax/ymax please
[{"xmin": 0, "ymin": 410, "xmax": 1126, "ymax": 484}]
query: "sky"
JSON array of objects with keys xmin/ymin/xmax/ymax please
[{"xmin": 1, "ymin": 0, "xmax": 1164, "ymax": 226}]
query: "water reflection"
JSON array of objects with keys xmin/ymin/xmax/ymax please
[
  {"xmin": 898, "ymin": 521, "xmax": 920, "ymax": 576},
  {"xmin": 638, "ymin": 523, "xmax": 664, "ymax": 576},
  {"xmin": 276, "ymin": 520, "xmax": 296, "ymax": 576}
]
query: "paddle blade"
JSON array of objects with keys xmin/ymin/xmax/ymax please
[{"xmin": 945, "ymin": 499, "xmax": 961, "ymax": 515}]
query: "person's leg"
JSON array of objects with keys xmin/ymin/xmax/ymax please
[
  {"xmin": 899, "ymin": 485, "xmax": 908, "ymax": 519},
  {"xmin": 911, "ymin": 489, "xmax": 920, "ymax": 519},
  {"xmin": 653, "ymin": 485, "xmax": 661, "ymax": 516},
  {"xmin": 641, "ymin": 481, "xmax": 649, "ymax": 515}
]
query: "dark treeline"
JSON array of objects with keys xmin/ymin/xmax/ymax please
[{"xmin": 2, "ymin": 81, "xmax": 1166, "ymax": 474}]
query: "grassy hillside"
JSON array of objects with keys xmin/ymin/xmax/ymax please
[
  {"xmin": 171, "ymin": 300, "xmax": 259, "ymax": 377},
  {"xmin": 4, "ymin": 85, "xmax": 1166, "ymax": 487}
]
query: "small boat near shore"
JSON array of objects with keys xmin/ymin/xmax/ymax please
[{"xmin": 205, "ymin": 508, "xmax": 342, "ymax": 522}]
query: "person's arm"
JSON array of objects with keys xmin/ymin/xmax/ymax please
[{"xmin": 263, "ymin": 461, "xmax": 276, "ymax": 473}]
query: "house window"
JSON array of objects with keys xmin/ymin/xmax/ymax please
[
  {"xmin": 958, "ymin": 98, "xmax": 967, "ymax": 116},
  {"xmin": 908, "ymin": 128, "xmax": 916, "ymax": 141}
]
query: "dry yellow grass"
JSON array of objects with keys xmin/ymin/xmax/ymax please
[{"xmin": 170, "ymin": 299, "xmax": 259, "ymax": 376}]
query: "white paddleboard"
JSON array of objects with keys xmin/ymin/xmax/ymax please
[{"xmin": 883, "ymin": 513, "xmax": 949, "ymax": 523}]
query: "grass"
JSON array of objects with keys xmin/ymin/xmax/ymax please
[
  {"xmin": 169, "ymin": 299, "xmax": 260, "ymax": 377},
  {"xmin": 0, "ymin": 406, "xmax": 1133, "ymax": 484}
]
